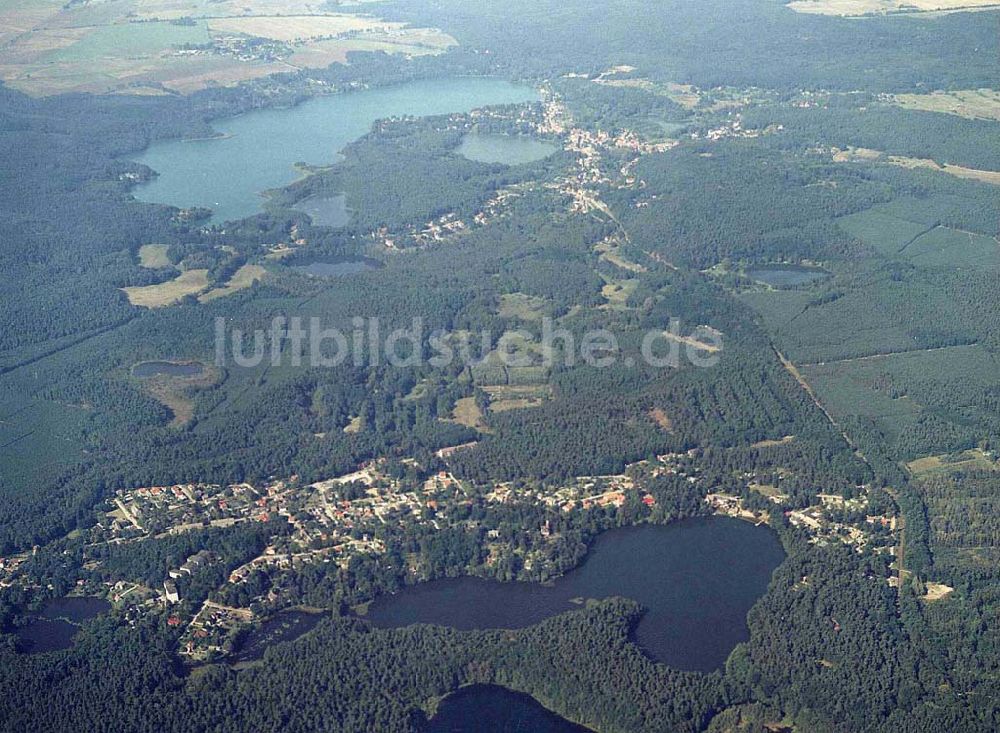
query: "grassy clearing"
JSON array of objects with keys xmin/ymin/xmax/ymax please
[
  {"xmin": 207, "ymin": 15, "xmax": 400, "ymax": 42},
  {"xmin": 906, "ymin": 449, "xmax": 999, "ymax": 478},
  {"xmin": 751, "ymin": 484, "xmax": 790, "ymax": 502},
  {"xmin": 498, "ymin": 293, "xmax": 547, "ymax": 321},
  {"xmin": 448, "ymin": 397, "xmax": 488, "ymax": 430},
  {"xmin": 199, "ymin": 264, "xmax": 267, "ymax": 302},
  {"xmin": 594, "ymin": 238, "xmax": 647, "ymax": 274},
  {"xmin": 0, "ymin": 0, "xmax": 454, "ymax": 94},
  {"xmin": 752, "ymin": 435, "xmax": 796, "ymax": 449},
  {"xmin": 137, "ymin": 243, "xmax": 172, "ymax": 269},
  {"xmin": 922, "ymin": 582, "xmax": 955, "ymax": 601},
  {"xmin": 122, "ymin": 269, "xmax": 210, "ymax": 308},
  {"xmin": 135, "ymin": 363, "xmax": 217, "ymax": 428},
  {"xmin": 787, "ymin": 0, "xmax": 1000, "ymax": 15},
  {"xmin": 49, "ymin": 21, "xmax": 210, "ymax": 63},
  {"xmin": 892, "ymin": 89, "xmax": 1000, "ymax": 122},
  {"xmin": 601, "ymin": 279, "xmax": 639, "ymax": 308},
  {"xmin": 833, "ymin": 147, "xmax": 1000, "ymax": 187},
  {"xmin": 483, "ymin": 384, "xmax": 551, "ymax": 412},
  {"xmin": 648, "ymin": 407, "xmax": 674, "ymax": 432}
]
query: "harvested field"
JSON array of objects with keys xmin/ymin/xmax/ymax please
[
  {"xmin": 787, "ymin": 0, "xmax": 1000, "ymax": 15},
  {"xmin": 448, "ymin": 397, "xmax": 488, "ymax": 431},
  {"xmin": 893, "ymin": 89, "xmax": 1000, "ymax": 122},
  {"xmin": 207, "ymin": 15, "xmax": 401, "ymax": 43},
  {"xmin": 498, "ymin": 293, "xmax": 547, "ymax": 321},
  {"xmin": 906, "ymin": 449, "xmax": 999, "ymax": 478},
  {"xmin": 137, "ymin": 244, "xmax": 172, "ymax": 269},
  {"xmin": 0, "ymin": 0, "xmax": 455, "ymax": 94},
  {"xmin": 199, "ymin": 264, "xmax": 267, "ymax": 302},
  {"xmin": 121, "ymin": 269, "xmax": 210, "ymax": 307},
  {"xmin": 833, "ymin": 146, "xmax": 1000, "ymax": 186}
]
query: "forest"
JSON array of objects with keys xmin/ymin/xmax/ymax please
[{"xmin": 1, "ymin": 0, "xmax": 999, "ymax": 731}]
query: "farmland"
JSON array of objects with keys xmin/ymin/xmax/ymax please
[
  {"xmin": 0, "ymin": 0, "xmax": 456, "ymax": 95},
  {"xmin": 832, "ymin": 146, "xmax": 1000, "ymax": 187},
  {"xmin": 786, "ymin": 0, "xmax": 1000, "ymax": 15},
  {"xmin": 137, "ymin": 244, "xmax": 172, "ymax": 269},
  {"xmin": 891, "ymin": 89, "xmax": 1000, "ymax": 122},
  {"xmin": 198, "ymin": 264, "xmax": 267, "ymax": 302},
  {"xmin": 906, "ymin": 448, "xmax": 999, "ymax": 478},
  {"xmin": 121, "ymin": 268, "xmax": 210, "ymax": 307}
]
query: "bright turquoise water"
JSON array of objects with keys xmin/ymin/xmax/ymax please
[{"xmin": 132, "ymin": 78, "xmax": 540, "ymax": 224}]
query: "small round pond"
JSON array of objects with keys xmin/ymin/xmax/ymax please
[
  {"xmin": 456, "ymin": 132, "xmax": 559, "ymax": 165},
  {"xmin": 13, "ymin": 597, "xmax": 111, "ymax": 654}
]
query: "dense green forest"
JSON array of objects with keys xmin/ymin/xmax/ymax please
[{"xmin": 1, "ymin": 0, "xmax": 999, "ymax": 730}]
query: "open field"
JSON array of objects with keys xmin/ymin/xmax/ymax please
[
  {"xmin": 648, "ymin": 407, "xmax": 674, "ymax": 432},
  {"xmin": 207, "ymin": 15, "xmax": 401, "ymax": 42},
  {"xmin": 600, "ymin": 278, "xmax": 639, "ymax": 308},
  {"xmin": 906, "ymin": 449, "xmax": 999, "ymax": 478},
  {"xmin": 137, "ymin": 244, "xmax": 172, "ymax": 269},
  {"xmin": 498, "ymin": 293, "xmax": 547, "ymax": 321},
  {"xmin": 48, "ymin": 21, "xmax": 210, "ymax": 63},
  {"xmin": 787, "ymin": 0, "xmax": 1000, "ymax": 15},
  {"xmin": 199, "ymin": 264, "xmax": 267, "ymax": 302},
  {"xmin": 922, "ymin": 582, "xmax": 955, "ymax": 601},
  {"xmin": 832, "ymin": 146, "xmax": 1000, "ymax": 186},
  {"xmin": 892, "ymin": 89, "xmax": 1000, "ymax": 122},
  {"xmin": 0, "ymin": 0, "xmax": 64, "ymax": 45},
  {"xmin": 751, "ymin": 435, "xmax": 796, "ymax": 449},
  {"xmin": 285, "ymin": 33, "xmax": 454, "ymax": 69},
  {"xmin": 0, "ymin": 0, "xmax": 455, "ymax": 95},
  {"xmin": 482, "ymin": 384, "xmax": 551, "ymax": 412},
  {"xmin": 138, "ymin": 364, "xmax": 218, "ymax": 428},
  {"xmin": 122, "ymin": 269, "xmax": 210, "ymax": 307},
  {"xmin": 448, "ymin": 397, "xmax": 488, "ymax": 430}
]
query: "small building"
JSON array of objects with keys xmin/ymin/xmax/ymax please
[{"xmin": 164, "ymin": 580, "xmax": 180, "ymax": 604}]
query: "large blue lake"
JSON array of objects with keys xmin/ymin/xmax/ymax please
[
  {"xmin": 132, "ymin": 78, "xmax": 540, "ymax": 223},
  {"xmin": 364, "ymin": 518, "xmax": 784, "ymax": 673}
]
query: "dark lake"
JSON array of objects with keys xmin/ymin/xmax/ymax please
[
  {"xmin": 14, "ymin": 596, "xmax": 111, "ymax": 654},
  {"xmin": 230, "ymin": 610, "xmax": 327, "ymax": 664},
  {"xmin": 424, "ymin": 685, "xmax": 590, "ymax": 733},
  {"xmin": 363, "ymin": 518, "xmax": 784, "ymax": 672},
  {"xmin": 456, "ymin": 133, "xmax": 558, "ymax": 165},
  {"xmin": 290, "ymin": 258, "xmax": 381, "ymax": 278},
  {"xmin": 132, "ymin": 361, "xmax": 204, "ymax": 378},
  {"xmin": 748, "ymin": 264, "xmax": 830, "ymax": 288},
  {"xmin": 293, "ymin": 193, "xmax": 352, "ymax": 228}
]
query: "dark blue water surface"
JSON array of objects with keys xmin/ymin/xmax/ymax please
[
  {"xmin": 14, "ymin": 596, "xmax": 110, "ymax": 654},
  {"xmin": 425, "ymin": 685, "xmax": 591, "ymax": 733},
  {"xmin": 365, "ymin": 518, "xmax": 784, "ymax": 672}
]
